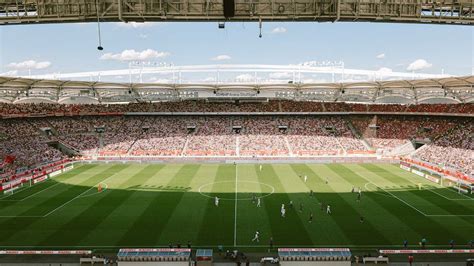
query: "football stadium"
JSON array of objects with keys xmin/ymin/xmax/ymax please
[{"xmin": 0, "ymin": 1, "xmax": 473, "ymax": 265}]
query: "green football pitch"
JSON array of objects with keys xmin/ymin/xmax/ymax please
[{"xmin": 0, "ymin": 163, "xmax": 473, "ymax": 250}]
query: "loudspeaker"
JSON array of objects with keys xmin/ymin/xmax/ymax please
[{"xmin": 223, "ymin": 0, "xmax": 235, "ymax": 18}]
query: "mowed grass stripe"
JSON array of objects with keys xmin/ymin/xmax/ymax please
[
  {"xmin": 385, "ymin": 164, "xmax": 474, "ymax": 204},
  {"xmin": 361, "ymin": 164, "xmax": 474, "ymax": 218},
  {"xmin": 77, "ymin": 164, "xmax": 167, "ymax": 246},
  {"xmin": 117, "ymin": 164, "xmax": 200, "ymax": 246},
  {"xmin": 385, "ymin": 165, "xmax": 474, "ymax": 208},
  {"xmin": 0, "ymin": 164, "xmax": 96, "ymax": 210},
  {"xmin": 296, "ymin": 164, "xmax": 391, "ymax": 245},
  {"xmin": 327, "ymin": 164, "xmax": 423, "ymax": 244},
  {"xmin": 253, "ymin": 164, "xmax": 312, "ymax": 246},
  {"xmin": 352, "ymin": 164, "xmax": 472, "ymax": 244},
  {"xmin": 286, "ymin": 164, "xmax": 352, "ymax": 245},
  {"xmin": 0, "ymin": 164, "xmax": 113, "ymax": 216},
  {"xmin": 275, "ymin": 164, "xmax": 338, "ymax": 245},
  {"xmin": 235, "ymin": 164, "xmax": 273, "ymax": 246},
  {"xmin": 356, "ymin": 164, "xmax": 448, "ymax": 214},
  {"xmin": 158, "ymin": 164, "xmax": 219, "ymax": 245},
  {"xmin": 7, "ymin": 164, "xmax": 131, "ymax": 247},
  {"xmin": 196, "ymin": 164, "xmax": 235, "ymax": 246},
  {"xmin": 35, "ymin": 164, "xmax": 154, "ymax": 246},
  {"xmin": 0, "ymin": 164, "xmax": 93, "ymax": 201},
  {"xmin": 115, "ymin": 164, "xmax": 190, "ymax": 246},
  {"xmin": 291, "ymin": 164, "xmax": 365, "ymax": 245},
  {"xmin": 0, "ymin": 164, "xmax": 126, "ymax": 246}
]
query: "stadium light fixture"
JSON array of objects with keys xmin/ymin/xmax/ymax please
[{"xmin": 278, "ymin": 4, "xmax": 285, "ymax": 13}]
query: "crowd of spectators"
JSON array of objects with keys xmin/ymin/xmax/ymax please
[
  {"xmin": 1, "ymin": 102, "xmax": 473, "ymax": 115},
  {"xmin": 351, "ymin": 115, "xmax": 461, "ymax": 149},
  {"xmin": 130, "ymin": 117, "xmax": 188, "ymax": 156},
  {"xmin": 0, "ymin": 101, "xmax": 472, "ymax": 179},
  {"xmin": 0, "ymin": 136, "xmax": 65, "ymax": 177},
  {"xmin": 414, "ymin": 122, "xmax": 474, "ymax": 176},
  {"xmin": 55, "ymin": 134, "xmax": 99, "ymax": 155}
]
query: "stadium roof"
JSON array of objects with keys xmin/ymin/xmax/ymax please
[
  {"xmin": 0, "ymin": 0, "xmax": 473, "ymax": 25},
  {"xmin": 0, "ymin": 75, "xmax": 473, "ymax": 104}
]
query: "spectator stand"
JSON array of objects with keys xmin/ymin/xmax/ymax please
[
  {"xmin": 278, "ymin": 248, "xmax": 351, "ymax": 265},
  {"xmin": 117, "ymin": 248, "xmax": 191, "ymax": 265}
]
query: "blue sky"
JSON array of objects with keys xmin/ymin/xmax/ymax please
[{"xmin": 0, "ymin": 21, "xmax": 473, "ymax": 81}]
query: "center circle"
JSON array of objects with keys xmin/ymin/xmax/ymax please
[{"xmin": 198, "ymin": 181, "xmax": 275, "ymax": 201}]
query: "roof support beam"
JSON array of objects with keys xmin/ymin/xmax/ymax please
[{"xmin": 117, "ymin": 0, "xmax": 125, "ymax": 22}]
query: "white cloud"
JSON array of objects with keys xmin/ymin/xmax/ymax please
[
  {"xmin": 100, "ymin": 49, "xmax": 170, "ymax": 61},
  {"xmin": 7, "ymin": 60, "xmax": 51, "ymax": 70},
  {"xmin": 377, "ymin": 67, "xmax": 393, "ymax": 73},
  {"xmin": 271, "ymin": 27, "xmax": 287, "ymax": 34},
  {"xmin": 407, "ymin": 59, "xmax": 432, "ymax": 71},
  {"xmin": 0, "ymin": 70, "xmax": 18, "ymax": 76},
  {"xmin": 301, "ymin": 78, "xmax": 328, "ymax": 83},
  {"xmin": 211, "ymin": 55, "xmax": 231, "ymax": 61},
  {"xmin": 148, "ymin": 77, "xmax": 172, "ymax": 83},
  {"xmin": 235, "ymin": 74, "xmax": 254, "ymax": 81},
  {"xmin": 376, "ymin": 53, "xmax": 385, "ymax": 59},
  {"xmin": 201, "ymin": 77, "xmax": 217, "ymax": 82},
  {"xmin": 115, "ymin": 22, "xmax": 159, "ymax": 28},
  {"xmin": 139, "ymin": 33, "xmax": 148, "ymax": 39},
  {"xmin": 269, "ymin": 72, "xmax": 292, "ymax": 79}
]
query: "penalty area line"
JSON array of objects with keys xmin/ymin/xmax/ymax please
[
  {"xmin": 42, "ymin": 174, "xmax": 118, "ymax": 217},
  {"xmin": 366, "ymin": 181, "xmax": 428, "ymax": 217}
]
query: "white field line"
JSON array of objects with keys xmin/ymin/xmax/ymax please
[
  {"xmin": 78, "ymin": 183, "xmax": 108, "ymax": 198},
  {"xmin": 366, "ymin": 181, "xmax": 428, "ymax": 216},
  {"xmin": 18, "ymin": 182, "xmax": 63, "ymax": 202},
  {"xmin": 0, "ymin": 180, "xmax": 59, "ymax": 203},
  {"xmin": 393, "ymin": 168, "xmax": 474, "ymax": 201},
  {"xmin": 0, "ymin": 168, "xmax": 124, "ymax": 218},
  {"xmin": 0, "ymin": 184, "xmax": 37, "ymax": 200},
  {"xmin": 42, "ymin": 175, "xmax": 117, "ymax": 217},
  {"xmin": 0, "ymin": 165, "xmax": 86, "ymax": 202},
  {"xmin": 444, "ymin": 187, "xmax": 474, "ymax": 200},
  {"xmin": 41, "ymin": 184, "xmax": 99, "ymax": 217},
  {"xmin": 426, "ymin": 188, "xmax": 474, "ymax": 201},
  {"xmin": 366, "ymin": 180, "xmax": 472, "ymax": 217},
  {"xmin": 233, "ymin": 163, "xmax": 238, "ymax": 247},
  {"xmin": 363, "ymin": 182, "xmax": 395, "ymax": 198}
]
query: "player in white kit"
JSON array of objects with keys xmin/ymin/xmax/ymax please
[{"xmin": 252, "ymin": 231, "xmax": 260, "ymax": 242}]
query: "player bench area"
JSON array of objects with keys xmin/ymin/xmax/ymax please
[
  {"xmin": 116, "ymin": 248, "xmax": 352, "ymax": 265},
  {"xmin": 278, "ymin": 248, "xmax": 352, "ymax": 265},
  {"xmin": 117, "ymin": 248, "xmax": 191, "ymax": 264}
]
